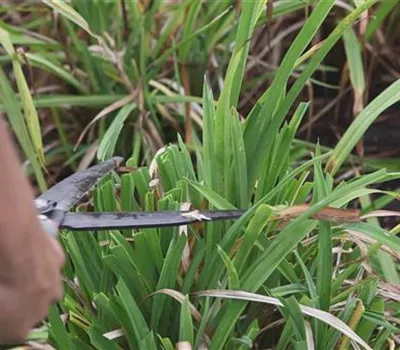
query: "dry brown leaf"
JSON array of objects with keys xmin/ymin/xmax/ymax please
[
  {"xmin": 149, "ymin": 289, "xmax": 202, "ymax": 322},
  {"xmin": 74, "ymin": 92, "xmax": 137, "ymax": 150},
  {"xmin": 77, "ymin": 139, "xmax": 99, "ymax": 171},
  {"xmin": 179, "ymin": 63, "xmax": 192, "ymax": 144},
  {"xmin": 305, "ymin": 320, "xmax": 315, "ymax": 350},
  {"xmin": 273, "ymin": 204, "xmax": 360, "ymax": 223},
  {"xmin": 346, "ymin": 229, "xmax": 400, "ymax": 260},
  {"xmin": 361, "ymin": 210, "xmax": 400, "ymax": 220}
]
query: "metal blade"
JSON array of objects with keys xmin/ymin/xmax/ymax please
[
  {"xmin": 37, "ymin": 157, "xmax": 123, "ymax": 212},
  {"xmin": 60, "ymin": 210, "xmax": 246, "ymax": 230}
]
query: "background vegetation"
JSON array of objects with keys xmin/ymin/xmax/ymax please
[{"xmin": 0, "ymin": 0, "xmax": 400, "ymax": 349}]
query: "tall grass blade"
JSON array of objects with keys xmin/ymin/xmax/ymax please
[
  {"xmin": 40, "ymin": 0, "xmax": 100, "ymax": 40},
  {"xmin": 327, "ymin": 79, "xmax": 400, "ymax": 175},
  {"xmin": 0, "ymin": 65, "xmax": 46, "ymax": 190},
  {"xmin": 0, "ymin": 28, "xmax": 45, "ymax": 166}
]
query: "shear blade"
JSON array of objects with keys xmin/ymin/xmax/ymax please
[
  {"xmin": 37, "ymin": 157, "xmax": 122, "ymax": 212},
  {"xmin": 60, "ymin": 210, "xmax": 246, "ymax": 230}
]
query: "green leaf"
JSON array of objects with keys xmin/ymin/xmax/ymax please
[
  {"xmin": 234, "ymin": 204, "xmax": 273, "ymax": 275},
  {"xmin": 357, "ymin": 297, "xmax": 384, "ymax": 343},
  {"xmin": 373, "ymin": 328, "xmax": 391, "ymax": 349},
  {"xmin": 0, "ymin": 95, "xmax": 127, "ymax": 111},
  {"xmin": 116, "ymin": 278, "xmax": 156, "ymax": 347},
  {"xmin": 217, "ymin": 245, "xmax": 240, "ymax": 290},
  {"xmin": 97, "ymin": 103, "xmax": 136, "ymax": 161},
  {"xmin": 93, "ymin": 293, "xmax": 120, "ymax": 331},
  {"xmin": 151, "ymin": 234, "xmax": 187, "ymax": 331},
  {"xmin": 26, "ymin": 52, "xmax": 88, "ymax": 93},
  {"xmin": 294, "ymin": 252, "xmax": 318, "ymax": 302},
  {"xmin": 255, "ymin": 102, "xmax": 308, "ymax": 201},
  {"xmin": 179, "ymin": 296, "xmax": 194, "ymax": 344},
  {"xmin": 313, "ymin": 145, "xmax": 332, "ymax": 312},
  {"xmin": 40, "ymin": 0, "xmax": 101, "ymax": 40},
  {"xmin": 230, "ymin": 108, "xmax": 249, "ymax": 208},
  {"xmin": 186, "ymin": 179, "xmax": 236, "ymax": 209},
  {"xmin": 243, "ymin": 0, "xmax": 336, "ymax": 190},
  {"xmin": 202, "ymin": 79, "xmax": 217, "ymax": 190},
  {"xmin": 159, "ymin": 336, "xmax": 175, "ymax": 350},
  {"xmin": 327, "ymin": 74, "xmax": 400, "ymax": 175},
  {"xmin": 0, "ymin": 27, "xmax": 45, "ymax": 166},
  {"xmin": 48, "ymin": 305, "xmax": 72, "ymax": 350},
  {"xmin": 279, "ymin": 296, "xmax": 306, "ymax": 342},
  {"xmin": 214, "ymin": 1, "xmax": 263, "ymax": 197},
  {"xmin": 0, "ymin": 65, "xmax": 46, "ymax": 190},
  {"xmin": 151, "ymin": 6, "xmax": 232, "ymax": 68},
  {"xmin": 343, "ymin": 27, "xmax": 365, "ymax": 94},
  {"xmin": 88, "ymin": 326, "xmax": 123, "ymax": 350},
  {"xmin": 178, "ymin": 1, "xmax": 202, "ymax": 61},
  {"xmin": 365, "ymin": 0, "xmax": 398, "ymax": 40},
  {"xmin": 64, "ymin": 231, "xmax": 104, "ymax": 300},
  {"xmin": 237, "ymin": 319, "xmax": 259, "ymax": 350}
]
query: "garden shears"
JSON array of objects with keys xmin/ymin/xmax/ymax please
[{"xmin": 34, "ymin": 157, "xmax": 245, "ymax": 238}]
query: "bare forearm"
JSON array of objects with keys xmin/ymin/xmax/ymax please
[
  {"xmin": 0, "ymin": 119, "xmax": 64, "ymax": 343},
  {"xmin": 0, "ymin": 119, "xmax": 41, "ymax": 257}
]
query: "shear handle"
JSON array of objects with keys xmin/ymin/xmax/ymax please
[{"xmin": 38, "ymin": 215, "xmax": 58, "ymax": 238}]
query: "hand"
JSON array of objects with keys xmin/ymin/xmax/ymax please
[{"xmin": 0, "ymin": 216, "xmax": 65, "ymax": 343}]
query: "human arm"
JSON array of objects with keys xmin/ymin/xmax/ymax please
[{"xmin": 0, "ymin": 119, "xmax": 64, "ymax": 343}]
